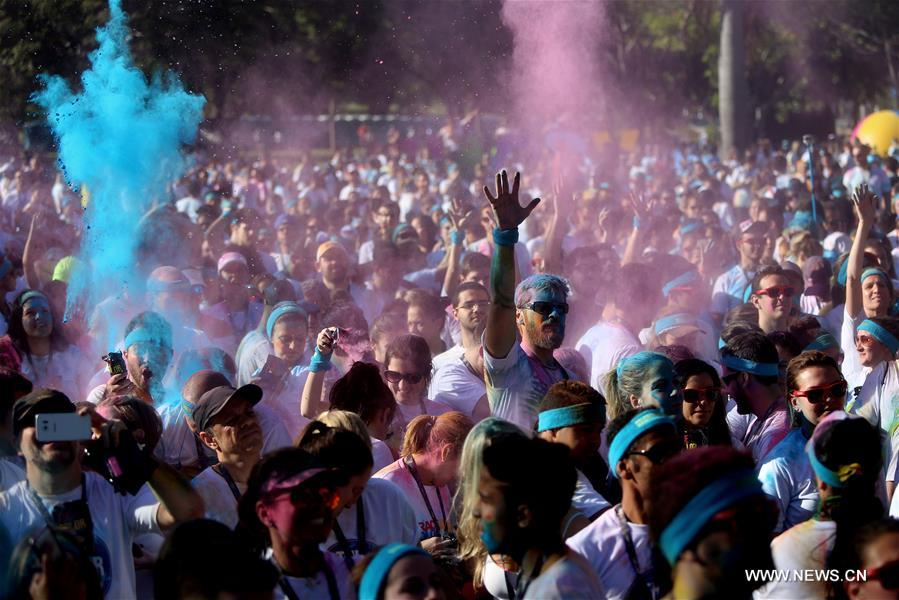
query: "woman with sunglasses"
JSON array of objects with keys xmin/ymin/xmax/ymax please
[
  {"xmin": 374, "ymin": 411, "xmax": 473, "ymax": 554},
  {"xmin": 757, "ymin": 351, "xmax": 847, "ymax": 536},
  {"xmin": 842, "ymin": 184, "xmax": 894, "ymax": 392},
  {"xmin": 237, "ymin": 447, "xmax": 354, "ymax": 600},
  {"xmin": 383, "ymin": 334, "xmax": 452, "ymax": 447},
  {"xmin": 844, "ymin": 518, "xmax": 899, "ymax": 599},
  {"xmin": 763, "ymin": 412, "xmax": 882, "ymax": 599},
  {"xmin": 674, "ymin": 358, "xmax": 731, "ymax": 449},
  {"xmin": 851, "ymin": 315, "xmax": 899, "ymax": 501}
]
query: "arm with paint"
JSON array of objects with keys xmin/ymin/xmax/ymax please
[
  {"xmin": 441, "ymin": 199, "xmax": 474, "ymax": 299},
  {"xmin": 22, "ymin": 212, "xmax": 43, "ymax": 288},
  {"xmin": 846, "ymin": 184, "xmax": 877, "ymax": 319},
  {"xmin": 300, "ymin": 327, "xmax": 337, "ymax": 419},
  {"xmin": 483, "ymin": 170, "xmax": 540, "ymax": 359}
]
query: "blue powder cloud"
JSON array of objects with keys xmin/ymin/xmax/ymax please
[{"xmin": 32, "ymin": 0, "xmax": 205, "ymax": 332}]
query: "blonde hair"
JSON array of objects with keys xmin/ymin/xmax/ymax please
[
  {"xmin": 400, "ymin": 411, "xmax": 473, "ymax": 458},
  {"xmin": 454, "ymin": 418, "xmax": 528, "ymax": 590},
  {"xmin": 315, "ymin": 409, "xmax": 372, "ymax": 450}
]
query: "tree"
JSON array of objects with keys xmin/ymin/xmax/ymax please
[{"xmin": 718, "ymin": 0, "xmax": 750, "ymax": 155}]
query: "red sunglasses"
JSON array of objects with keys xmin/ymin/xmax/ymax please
[
  {"xmin": 754, "ymin": 286, "xmax": 795, "ymax": 299},
  {"xmin": 790, "ymin": 380, "xmax": 847, "ymax": 404}
]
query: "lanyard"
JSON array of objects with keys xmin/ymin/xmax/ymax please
[
  {"xmin": 331, "ymin": 498, "xmax": 367, "ymax": 570},
  {"xmin": 615, "ymin": 505, "xmax": 656, "ymax": 600},
  {"xmin": 404, "ymin": 455, "xmax": 448, "ymax": 539},
  {"xmin": 28, "ymin": 474, "xmax": 88, "ymax": 525},
  {"xmin": 212, "ymin": 463, "xmax": 243, "ymax": 502},
  {"xmin": 277, "ymin": 557, "xmax": 340, "ymax": 600},
  {"xmin": 514, "ymin": 554, "xmax": 544, "ymax": 599}
]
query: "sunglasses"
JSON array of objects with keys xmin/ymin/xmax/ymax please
[
  {"xmin": 384, "ymin": 370, "xmax": 426, "ymax": 385},
  {"xmin": 523, "ymin": 301, "xmax": 569, "ymax": 317},
  {"xmin": 856, "ymin": 333, "xmax": 878, "ymax": 347},
  {"xmin": 626, "ymin": 439, "xmax": 682, "ymax": 465},
  {"xmin": 682, "ymin": 388, "xmax": 721, "ymax": 403},
  {"xmin": 866, "ymin": 560, "xmax": 899, "ymax": 590},
  {"xmin": 790, "ymin": 380, "xmax": 847, "ymax": 404},
  {"xmin": 754, "ymin": 286, "xmax": 795, "ymax": 299},
  {"xmin": 267, "ymin": 485, "xmax": 340, "ymax": 511}
]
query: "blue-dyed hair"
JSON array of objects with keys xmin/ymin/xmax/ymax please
[
  {"xmin": 514, "ymin": 273, "xmax": 570, "ymax": 308},
  {"xmin": 603, "ymin": 351, "xmax": 674, "ymax": 420}
]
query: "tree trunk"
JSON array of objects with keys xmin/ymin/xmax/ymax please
[{"xmin": 718, "ymin": 0, "xmax": 750, "ymax": 157}]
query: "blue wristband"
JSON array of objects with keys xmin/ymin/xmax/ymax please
[
  {"xmin": 309, "ymin": 347, "xmax": 332, "ymax": 373},
  {"xmin": 633, "ymin": 215, "xmax": 642, "ymax": 230},
  {"xmin": 493, "ymin": 227, "xmax": 519, "ymax": 247},
  {"xmin": 450, "ymin": 230, "xmax": 464, "ymax": 245}
]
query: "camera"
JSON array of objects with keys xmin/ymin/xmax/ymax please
[{"xmin": 82, "ymin": 424, "xmax": 158, "ymax": 495}]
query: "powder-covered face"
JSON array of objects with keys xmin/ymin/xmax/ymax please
[
  {"xmin": 474, "ymin": 464, "xmax": 512, "ymax": 555},
  {"xmin": 638, "ymin": 360, "xmax": 680, "ymax": 414},
  {"xmin": 518, "ymin": 287, "xmax": 567, "ymax": 350},
  {"xmin": 22, "ymin": 296, "xmax": 53, "ymax": 338},
  {"xmin": 271, "ymin": 316, "xmax": 307, "ymax": 367}
]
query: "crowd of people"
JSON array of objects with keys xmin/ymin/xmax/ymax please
[{"xmin": 1, "ymin": 123, "xmax": 899, "ymax": 599}]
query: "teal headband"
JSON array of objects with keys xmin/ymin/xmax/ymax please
[
  {"xmin": 266, "ymin": 301, "xmax": 306, "ymax": 339},
  {"xmin": 0, "ymin": 258, "xmax": 11, "ymax": 279},
  {"xmin": 861, "ymin": 267, "xmax": 889, "ymax": 285},
  {"xmin": 858, "ymin": 320, "xmax": 899, "ymax": 356},
  {"xmin": 806, "ymin": 442, "xmax": 845, "ymax": 488},
  {"xmin": 124, "ymin": 327, "xmax": 169, "ymax": 350},
  {"xmin": 359, "ymin": 543, "xmax": 429, "ymax": 600},
  {"xmin": 537, "ymin": 403, "xmax": 600, "ymax": 433},
  {"xmin": 720, "ymin": 354, "xmax": 779, "ymax": 377},
  {"xmin": 804, "ymin": 333, "xmax": 838, "ymax": 352},
  {"xmin": 19, "ymin": 290, "xmax": 48, "ymax": 307},
  {"xmin": 662, "ymin": 271, "xmax": 701, "ymax": 297},
  {"xmin": 679, "ymin": 220, "xmax": 701, "ymax": 237},
  {"xmin": 658, "ymin": 469, "xmax": 764, "ymax": 565},
  {"xmin": 718, "ymin": 337, "xmax": 726, "ymax": 350},
  {"xmin": 615, "ymin": 351, "xmax": 667, "ymax": 382},
  {"xmin": 607, "ymin": 409, "xmax": 677, "ymax": 479},
  {"xmin": 655, "ymin": 313, "xmax": 700, "ymax": 337}
]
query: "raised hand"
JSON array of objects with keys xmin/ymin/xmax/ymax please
[
  {"xmin": 851, "ymin": 183, "xmax": 877, "ymax": 225},
  {"xmin": 597, "ymin": 206, "xmax": 611, "ymax": 242},
  {"xmin": 447, "ymin": 198, "xmax": 474, "ymax": 232},
  {"xmin": 628, "ymin": 190, "xmax": 652, "ymax": 226},
  {"xmin": 483, "ymin": 170, "xmax": 540, "ymax": 230}
]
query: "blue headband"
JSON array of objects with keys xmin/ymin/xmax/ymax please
[
  {"xmin": 124, "ymin": 327, "xmax": 169, "ymax": 350},
  {"xmin": 718, "ymin": 337, "xmax": 726, "ymax": 350},
  {"xmin": 655, "ymin": 313, "xmax": 700, "ymax": 337},
  {"xmin": 0, "ymin": 258, "xmax": 11, "ymax": 280},
  {"xmin": 537, "ymin": 403, "xmax": 600, "ymax": 433},
  {"xmin": 720, "ymin": 354, "xmax": 779, "ymax": 377},
  {"xmin": 266, "ymin": 302, "xmax": 307, "ymax": 339},
  {"xmin": 806, "ymin": 441, "xmax": 847, "ymax": 488},
  {"xmin": 19, "ymin": 290, "xmax": 48, "ymax": 307},
  {"xmin": 607, "ymin": 410, "xmax": 677, "ymax": 479},
  {"xmin": 861, "ymin": 267, "xmax": 889, "ymax": 286},
  {"xmin": 679, "ymin": 220, "xmax": 701, "ymax": 237},
  {"xmin": 858, "ymin": 320, "xmax": 899, "ymax": 356},
  {"xmin": 804, "ymin": 333, "xmax": 838, "ymax": 352},
  {"xmin": 662, "ymin": 271, "xmax": 701, "ymax": 297},
  {"xmin": 359, "ymin": 543, "xmax": 429, "ymax": 600},
  {"xmin": 659, "ymin": 469, "xmax": 764, "ymax": 565}
]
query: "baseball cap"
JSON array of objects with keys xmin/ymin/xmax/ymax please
[
  {"xmin": 217, "ymin": 252, "xmax": 248, "ymax": 273},
  {"xmin": 315, "ymin": 241, "xmax": 349, "ymax": 262},
  {"xmin": 147, "ymin": 266, "xmax": 190, "ymax": 292},
  {"xmin": 802, "ymin": 256, "xmax": 832, "ymax": 297},
  {"xmin": 193, "ymin": 384, "xmax": 263, "ymax": 432},
  {"xmin": 737, "ymin": 220, "xmax": 768, "ymax": 237},
  {"xmin": 13, "ymin": 389, "xmax": 75, "ymax": 438},
  {"xmin": 275, "ymin": 214, "xmax": 300, "ymax": 230}
]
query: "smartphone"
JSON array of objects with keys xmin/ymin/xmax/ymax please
[
  {"xmin": 102, "ymin": 351, "xmax": 126, "ymax": 376},
  {"xmin": 35, "ymin": 413, "xmax": 91, "ymax": 442}
]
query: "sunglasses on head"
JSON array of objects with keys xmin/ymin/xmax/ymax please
[
  {"xmin": 682, "ymin": 388, "xmax": 721, "ymax": 404},
  {"xmin": 867, "ymin": 560, "xmax": 899, "ymax": 590},
  {"xmin": 626, "ymin": 439, "xmax": 681, "ymax": 465},
  {"xmin": 790, "ymin": 380, "xmax": 847, "ymax": 404},
  {"xmin": 384, "ymin": 370, "xmax": 426, "ymax": 385},
  {"xmin": 524, "ymin": 301, "xmax": 569, "ymax": 317},
  {"xmin": 754, "ymin": 286, "xmax": 795, "ymax": 299}
]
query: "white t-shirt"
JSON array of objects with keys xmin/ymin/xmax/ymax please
[
  {"xmin": 323, "ymin": 478, "xmax": 419, "ymax": 560},
  {"xmin": 757, "ymin": 519, "xmax": 836, "ymax": 599},
  {"xmin": 0, "ymin": 458, "xmax": 24, "ymax": 492},
  {"xmin": 20, "ymin": 345, "xmax": 89, "ymax": 404},
  {"xmin": 757, "ymin": 428, "xmax": 818, "ymax": 533},
  {"xmin": 711, "ymin": 264, "xmax": 753, "ymax": 317},
  {"xmin": 851, "ymin": 360, "xmax": 899, "ymax": 483},
  {"xmin": 373, "ymin": 458, "xmax": 455, "ymax": 541},
  {"xmin": 484, "ymin": 554, "xmax": 519, "ymax": 600},
  {"xmin": 429, "ymin": 353, "xmax": 486, "ymax": 418},
  {"xmin": 841, "ymin": 307, "xmax": 871, "ymax": 392},
  {"xmin": 484, "ymin": 336, "xmax": 569, "ymax": 430},
  {"xmin": 567, "ymin": 505, "xmax": 652, "ymax": 600},
  {"xmin": 371, "ymin": 438, "xmax": 394, "ymax": 473},
  {"xmin": 431, "ymin": 344, "xmax": 464, "ymax": 372},
  {"xmin": 522, "ymin": 550, "xmax": 605, "ymax": 599},
  {"xmin": 235, "ymin": 329, "xmax": 271, "ymax": 386},
  {"xmin": 0, "ymin": 472, "xmax": 160, "ymax": 599},
  {"xmin": 192, "ymin": 465, "xmax": 245, "ymax": 529},
  {"xmin": 742, "ymin": 404, "xmax": 791, "ymax": 465},
  {"xmin": 572, "ymin": 470, "xmax": 611, "ymax": 519},
  {"xmin": 272, "ymin": 550, "xmax": 356, "ymax": 600},
  {"xmin": 575, "ymin": 321, "xmax": 642, "ymax": 392},
  {"xmin": 261, "ymin": 366, "xmax": 313, "ymax": 440}
]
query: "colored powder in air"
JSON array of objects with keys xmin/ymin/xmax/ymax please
[{"xmin": 32, "ymin": 0, "xmax": 205, "ymax": 343}]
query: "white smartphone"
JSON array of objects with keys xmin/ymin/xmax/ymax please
[{"xmin": 34, "ymin": 413, "xmax": 92, "ymax": 442}]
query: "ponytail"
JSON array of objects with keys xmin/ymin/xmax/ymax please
[
  {"xmin": 603, "ymin": 368, "xmax": 629, "ymax": 421},
  {"xmin": 297, "ymin": 420, "xmax": 374, "ymax": 476},
  {"xmin": 401, "ymin": 411, "xmax": 474, "ymax": 459}
]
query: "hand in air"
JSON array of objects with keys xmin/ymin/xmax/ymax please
[
  {"xmin": 851, "ymin": 183, "xmax": 877, "ymax": 225},
  {"xmin": 483, "ymin": 170, "xmax": 540, "ymax": 230}
]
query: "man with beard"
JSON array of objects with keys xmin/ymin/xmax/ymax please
[
  {"xmin": 721, "ymin": 331, "xmax": 790, "ymax": 463},
  {"xmin": 191, "ymin": 384, "xmax": 264, "ymax": 528},
  {"xmin": 0, "ymin": 389, "xmax": 203, "ymax": 598},
  {"xmin": 482, "ymin": 170, "xmax": 570, "ymax": 429},
  {"xmin": 429, "ymin": 282, "xmax": 491, "ymax": 421}
]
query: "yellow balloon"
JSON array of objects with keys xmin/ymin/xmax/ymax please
[{"xmin": 855, "ymin": 110, "xmax": 899, "ymax": 156}]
